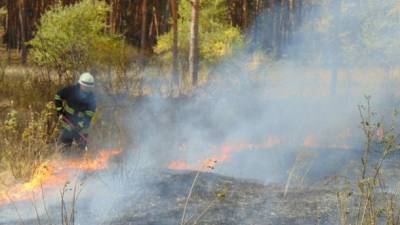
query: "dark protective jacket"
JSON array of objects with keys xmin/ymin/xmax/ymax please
[{"xmin": 54, "ymin": 84, "xmax": 96, "ymax": 134}]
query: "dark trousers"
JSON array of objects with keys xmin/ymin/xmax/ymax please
[{"xmin": 58, "ymin": 128, "xmax": 88, "ymax": 152}]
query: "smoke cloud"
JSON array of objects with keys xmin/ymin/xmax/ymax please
[{"xmin": 2, "ymin": 0, "xmax": 400, "ymax": 224}]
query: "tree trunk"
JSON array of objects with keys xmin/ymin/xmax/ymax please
[
  {"xmin": 251, "ymin": 0, "xmax": 260, "ymax": 51},
  {"xmin": 18, "ymin": 0, "xmax": 27, "ymax": 64},
  {"xmin": 268, "ymin": 0, "xmax": 276, "ymax": 52},
  {"xmin": 109, "ymin": 0, "xmax": 114, "ymax": 33},
  {"xmin": 282, "ymin": 0, "xmax": 290, "ymax": 45},
  {"xmin": 6, "ymin": 0, "xmax": 18, "ymax": 62},
  {"xmin": 150, "ymin": 6, "xmax": 159, "ymax": 39},
  {"xmin": 227, "ymin": 0, "xmax": 235, "ymax": 27},
  {"xmin": 137, "ymin": 0, "xmax": 148, "ymax": 95},
  {"xmin": 140, "ymin": 0, "xmax": 148, "ymax": 52},
  {"xmin": 189, "ymin": 0, "xmax": 200, "ymax": 87},
  {"xmin": 170, "ymin": 0, "xmax": 179, "ymax": 85},
  {"xmin": 296, "ymin": 0, "xmax": 303, "ymax": 28},
  {"xmin": 243, "ymin": 0, "xmax": 248, "ymax": 28}
]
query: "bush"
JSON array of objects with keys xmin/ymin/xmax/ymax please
[
  {"xmin": 29, "ymin": 0, "xmax": 126, "ymax": 79},
  {"xmin": 0, "ymin": 102, "xmax": 58, "ymax": 179}
]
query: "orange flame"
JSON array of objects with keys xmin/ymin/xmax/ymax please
[
  {"xmin": 303, "ymin": 131, "xmax": 353, "ymax": 149},
  {"xmin": 168, "ymin": 160, "xmax": 192, "ymax": 170},
  {"xmin": 263, "ymin": 136, "xmax": 281, "ymax": 148},
  {"xmin": 168, "ymin": 136, "xmax": 282, "ymax": 171},
  {"xmin": 169, "ymin": 132, "xmax": 353, "ymax": 171},
  {"xmin": 304, "ymin": 135, "xmax": 319, "ymax": 148},
  {"xmin": 0, "ymin": 148, "xmax": 121, "ymax": 206}
]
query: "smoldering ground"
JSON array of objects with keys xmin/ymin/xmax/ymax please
[{"xmin": 1, "ymin": 0, "xmax": 400, "ymax": 224}]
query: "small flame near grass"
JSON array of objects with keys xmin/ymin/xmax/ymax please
[
  {"xmin": 168, "ymin": 136, "xmax": 282, "ymax": 171},
  {"xmin": 168, "ymin": 132, "xmax": 352, "ymax": 171},
  {"xmin": 0, "ymin": 148, "xmax": 122, "ymax": 206}
]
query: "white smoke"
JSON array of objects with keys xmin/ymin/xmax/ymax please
[{"xmin": 2, "ymin": 0, "xmax": 400, "ymax": 224}]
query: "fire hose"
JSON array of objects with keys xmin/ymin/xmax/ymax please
[{"xmin": 59, "ymin": 115, "xmax": 89, "ymax": 151}]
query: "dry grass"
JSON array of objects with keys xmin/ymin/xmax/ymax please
[
  {"xmin": 0, "ymin": 101, "xmax": 59, "ymax": 180},
  {"xmin": 0, "ymin": 63, "xmax": 130, "ymax": 183},
  {"xmin": 0, "ymin": 65, "xmax": 63, "ymax": 182}
]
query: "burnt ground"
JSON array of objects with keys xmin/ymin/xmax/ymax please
[
  {"xmin": 0, "ymin": 170, "xmax": 339, "ymax": 225},
  {"xmin": 104, "ymin": 170, "xmax": 339, "ymax": 225},
  {"xmin": 2, "ymin": 162, "xmax": 400, "ymax": 225},
  {"xmin": 105, "ymin": 149, "xmax": 400, "ymax": 225}
]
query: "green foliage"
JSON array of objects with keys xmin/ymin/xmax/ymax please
[
  {"xmin": 155, "ymin": 0, "xmax": 243, "ymax": 64},
  {"xmin": 2, "ymin": 109, "xmax": 18, "ymax": 140},
  {"xmin": 29, "ymin": 0, "xmax": 125, "ymax": 77}
]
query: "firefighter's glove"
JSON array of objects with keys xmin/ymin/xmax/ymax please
[
  {"xmin": 56, "ymin": 107, "xmax": 63, "ymax": 117},
  {"xmin": 78, "ymin": 121, "xmax": 85, "ymax": 129}
]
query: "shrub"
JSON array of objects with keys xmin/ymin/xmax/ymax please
[
  {"xmin": 29, "ymin": 0, "xmax": 125, "ymax": 80},
  {"xmin": 0, "ymin": 102, "xmax": 58, "ymax": 179}
]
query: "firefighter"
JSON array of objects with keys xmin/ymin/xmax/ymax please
[{"xmin": 54, "ymin": 72, "xmax": 96, "ymax": 152}]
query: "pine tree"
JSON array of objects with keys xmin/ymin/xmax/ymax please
[{"xmin": 189, "ymin": 0, "xmax": 200, "ymax": 86}]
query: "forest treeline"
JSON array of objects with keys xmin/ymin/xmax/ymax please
[
  {"xmin": 0, "ymin": 0, "xmax": 398, "ymax": 92},
  {"xmin": 1, "ymin": 0, "xmax": 307, "ymax": 64}
]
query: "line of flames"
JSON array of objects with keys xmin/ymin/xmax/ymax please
[
  {"xmin": 168, "ymin": 132, "xmax": 353, "ymax": 171},
  {"xmin": 0, "ymin": 130, "xmax": 354, "ymax": 206},
  {"xmin": 168, "ymin": 136, "xmax": 282, "ymax": 171}
]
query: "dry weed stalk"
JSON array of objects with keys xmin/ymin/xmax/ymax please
[
  {"xmin": 284, "ymin": 151, "xmax": 315, "ymax": 198},
  {"xmin": 337, "ymin": 191, "xmax": 350, "ymax": 225},
  {"xmin": 180, "ymin": 170, "xmax": 201, "ymax": 225},
  {"xmin": 180, "ymin": 160, "xmax": 227, "ymax": 225},
  {"xmin": 187, "ymin": 188, "xmax": 228, "ymax": 225},
  {"xmin": 5, "ymin": 193, "xmax": 26, "ymax": 225},
  {"xmin": 41, "ymin": 183, "xmax": 54, "ymax": 225},
  {"xmin": 60, "ymin": 179, "xmax": 84, "ymax": 225},
  {"xmin": 337, "ymin": 96, "xmax": 400, "ymax": 225},
  {"xmin": 30, "ymin": 191, "xmax": 42, "ymax": 225}
]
